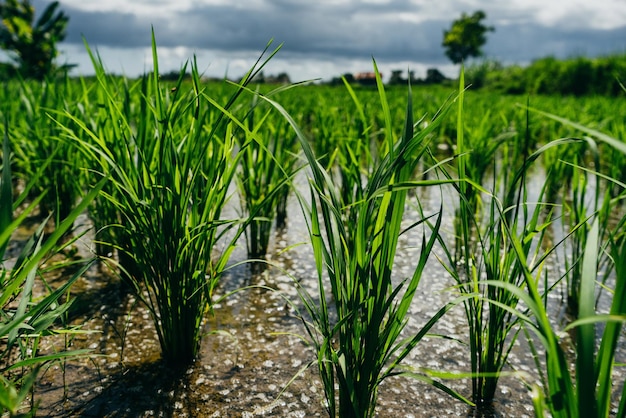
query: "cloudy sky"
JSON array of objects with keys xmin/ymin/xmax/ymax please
[{"xmin": 31, "ymin": 0, "xmax": 626, "ymax": 82}]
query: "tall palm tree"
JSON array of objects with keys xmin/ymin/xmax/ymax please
[{"xmin": 0, "ymin": 0, "xmax": 70, "ymax": 79}]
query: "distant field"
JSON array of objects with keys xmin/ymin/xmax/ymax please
[{"xmin": 2, "ymin": 70, "xmax": 626, "ymax": 417}]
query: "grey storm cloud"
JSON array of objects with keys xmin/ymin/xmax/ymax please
[
  {"xmin": 59, "ymin": 0, "xmax": 449, "ymax": 60},
  {"xmin": 37, "ymin": 0, "xmax": 626, "ymax": 66},
  {"xmin": 487, "ymin": 25, "xmax": 626, "ymax": 63}
]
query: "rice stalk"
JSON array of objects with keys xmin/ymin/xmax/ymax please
[
  {"xmin": 0, "ymin": 123, "xmax": 102, "ymax": 416},
  {"xmin": 57, "ymin": 32, "xmax": 282, "ymax": 366},
  {"xmin": 260, "ymin": 62, "xmax": 469, "ymax": 417}
]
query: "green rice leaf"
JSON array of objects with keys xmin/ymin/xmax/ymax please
[
  {"xmin": 576, "ymin": 218, "xmax": 598, "ymax": 417},
  {"xmin": 0, "ymin": 119, "xmax": 12, "ymax": 259}
]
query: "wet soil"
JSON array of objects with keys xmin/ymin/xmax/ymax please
[{"xmin": 10, "ymin": 182, "xmax": 626, "ymax": 417}]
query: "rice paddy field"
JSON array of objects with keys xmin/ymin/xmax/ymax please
[{"xmin": 2, "ymin": 46, "xmax": 626, "ymax": 418}]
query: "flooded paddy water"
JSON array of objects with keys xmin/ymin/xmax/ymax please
[{"xmin": 15, "ymin": 168, "xmax": 626, "ymax": 418}]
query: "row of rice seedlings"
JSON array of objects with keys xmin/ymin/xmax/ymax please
[
  {"xmin": 601, "ymin": 107, "xmax": 626, "ymax": 198},
  {"xmin": 64, "ymin": 71, "xmax": 124, "ymax": 261},
  {"xmin": 71, "ymin": 65, "xmax": 151, "ymax": 278},
  {"xmin": 56, "ymin": 33, "xmax": 282, "ymax": 367},
  {"xmin": 430, "ymin": 79, "xmax": 626, "ymax": 413},
  {"xmin": 439, "ymin": 73, "xmax": 621, "ymax": 409},
  {"xmin": 505, "ymin": 204, "xmax": 626, "ymax": 418},
  {"xmin": 303, "ymin": 79, "xmax": 376, "ymax": 217},
  {"xmin": 263, "ymin": 65, "xmax": 470, "ymax": 417},
  {"xmin": 561, "ymin": 160, "xmax": 598, "ymax": 318},
  {"xmin": 439, "ymin": 71, "xmax": 538, "ymax": 409},
  {"xmin": 1, "ymin": 54, "xmax": 624, "ymax": 413},
  {"xmin": 607, "ymin": 144, "xmax": 626, "ymax": 199},
  {"xmin": 0, "ymin": 123, "xmax": 104, "ymax": 416},
  {"xmin": 7, "ymin": 76, "xmax": 87, "ymax": 229},
  {"xmin": 533, "ymin": 101, "xmax": 608, "ymax": 203},
  {"xmin": 235, "ymin": 90, "xmax": 300, "ymax": 259},
  {"xmin": 272, "ymin": 115, "xmax": 301, "ymax": 228},
  {"xmin": 451, "ymin": 107, "xmax": 519, "ymax": 261},
  {"xmin": 527, "ymin": 106, "xmax": 623, "ymax": 320},
  {"xmin": 333, "ymin": 78, "xmax": 378, "ymax": 218},
  {"xmin": 483, "ymin": 107, "xmax": 626, "ymax": 417}
]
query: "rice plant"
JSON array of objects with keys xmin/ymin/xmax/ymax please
[
  {"xmin": 438, "ymin": 72, "xmax": 572, "ymax": 409},
  {"xmin": 537, "ymin": 111, "xmax": 626, "ymax": 417},
  {"xmin": 541, "ymin": 137, "xmax": 584, "ymax": 203},
  {"xmin": 58, "ymin": 33, "xmax": 282, "ymax": 366},
  {"xmin": 0, "ymin": 122, "xmax": 102, "ymax": 416},
  {"xmin": 332, "ymin": 77, "xmax": 377, "ymax": 223},
  {"xmin": 496, "ymin": 113, "xmax": 626, "ymax": 418},
  {"xmin": 273, "ymin": 116, "xmax": 300, "ymax": 228},
  {"xmin": 455, "ymin": 105, "xmax": 517, "ymax": 226},
  {"xmin": 235, "ymin": 91, "xmax": 300, "ymax": 259},
  {"xmin": 9, "ymin": 76, "xmax": 85, "ymax": 226},
  {"xmin": 561, "ymin": 161, "xmax": 598, "ymax": 317},
  {"xmin": 531, "ymin": 108, "xmax": 620, "ymax": 320},
  {"xmin": 305, "ymin": 78, "xmax": 377, "ymax": 216},
  {"xmin": 496, "ymin": 212, "xmax": 626, "ymax": 418},
  {"xmin": 68, "ymin": 72, "xmax": 129, "ymax": 260},
  {"xmin": 262, "ymin": 64, "xmax": 469, "ymax": 417}
]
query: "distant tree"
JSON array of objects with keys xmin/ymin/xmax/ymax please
[
  {"xmin": 329, "ymin": 72, "xmax": 355, "ymax": 86},
  {"xmin": 442, "ymin": 10, "xmax": 494, "ymax": 65},
  {"xmin": 252, "ymin": 70, "xmax": 265, "ymax": 83},
  {"xmin": 275, "ymin": 72, "xmax": 290, "ymax": 84},
  {"xmin": 0, "ymin": 0, "xmax": 70, "ymax": 79},
  {"xmin": 425, "ymin": 68, "xmax": 446, "ymax": 84},
  {"xmin": 342, "ymin": 72, "xmax": 354, "ymax": 83},
  {"xmin": 389, "ymin": 69, "xmax": 404, "ymax": 85}
]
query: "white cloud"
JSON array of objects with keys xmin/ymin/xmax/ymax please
[
  {"xmin": 53, "ymin": 0, "xmax": 626, "ymax": 29},
  {"xmin": 43, "ymin": 0, "xmax": 626, "ymax": 81},
  {"xmin": 500, "ymin": 0, "xmax": 626, "ymax": 30}
]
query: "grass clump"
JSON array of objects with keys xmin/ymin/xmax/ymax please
[
  {"xmin": 235, "ymin": 91, "xmax": 300, "ymax": 259},
  {"xmin": 263, "ymin": 63, "xmax": 469, "ymax": 417},
  {"xmin": 58, "ymin": 33, "xmax": 281, "ymax": 367},
  {"xmin": 0, "ymin": 122, "xmax": 101, "ymax": 416},
  {"xmin": 520, "ymin": 112, "xmax": 626, "ymax": 418}
]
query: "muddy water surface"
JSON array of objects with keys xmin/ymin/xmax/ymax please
[{"xmin": 22, "ymin": 178, "xmax": 626, "ymax": 418}]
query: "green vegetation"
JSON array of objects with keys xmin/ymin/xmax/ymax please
[
  {"xmin": 9, "ymin": 76, "xmax": 84, "ymax": 227},
  {"xmin": 1, "ymin": 38, "xmax": 626, "ymax": 417},
  {"xmin": 55, "ymin": 35, "xmax": 287, "ymax": 367},
  {"xmin": 265, "ymin": 67, "xmax": 470, "ymax": 417},
  {"xmin": 465, "ymin": 54, "xmax": 626, "ymax": 96},
  {"xmin": 440, "ymin": 71, "xmax": 533, "ymax": 408},
  {"xmin": 0, "ymin": 0, "xmax": 70, "ymax": 80},
  {"xmin": 1, "ymin": 123, "xmax": 103, "ymax": 417},
  {"xmin": 442, "ymin": 10, "xmax": 494, "ymax": 65},
  {"xmin": 235, "ymin": 90, "xmax": 300, "ymax": 259}
]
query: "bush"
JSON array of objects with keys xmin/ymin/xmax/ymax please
[{"xmin": 462, "ymin": 54, "xmax": 626, "ymax": 96}]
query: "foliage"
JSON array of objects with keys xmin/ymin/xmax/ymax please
[
  {"xmin": 0, "ymin": 122, "xmax": 101, "ymax": 416},
  {"xmin": 464, "ymin": 54, "xmax": 626, "ymax": 96},
  {"xmin": 1, "ymin": 43, "xmax": 626, "ymax": 415},
  {"xmin": 0, "ymin": 0, "xmax": 70, "ymax": 80},
  {"xmin": 7, "ymin": 75, "xmax": 85, "ymax": 226},
  {"xmin": 442, "ymin": 10, "xmax": 494, "ymax": 65},
  {"xmin": 262, "ymin": 66, "xmax": 472, "ymax": 417},
  {"xmin": 490, "ymin": 110, "xmax": 626, "ymax": 418},
  {"xmin": 439, "ymin": 71, "xmax": 547, "ymax": 409},
  {"xmin": 56, "ymin": 33, "xmax": 286, "ymax": 367},
  {"xmin": 235, "ymin": 91, "xmax": 300, "ymax": 259},
  {"xmin": 500, "ymin": 213, "xmax": 626, "ymax": 418}
]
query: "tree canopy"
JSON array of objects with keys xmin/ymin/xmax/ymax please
[
  {"xmin": 442, "ymin": 10, "xmax": 494, "ymax": 65},
  {"xmin": 0, "ymin": 0, "xmax": 70, "ymax": 79}
]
